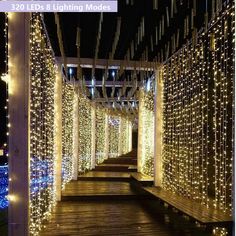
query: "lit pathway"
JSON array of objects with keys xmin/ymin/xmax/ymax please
[{"xmin": 40, "ymin": 153, "xmax": 211, "ymax": 236}]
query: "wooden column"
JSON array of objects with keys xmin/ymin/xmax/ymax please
[
  {"xmin": 118, "ymin": 117, "xmax": 123, "ymax": 156},
  {"xmin": 54, "ymin": 66, "xmax": 62, "ymax": 199},
  {"xmin": 137, "ymin": 90, "xmax": 144, "ymax": 173},
  {"xmin": 91, "ymin": 103, "xmax": 96, "ymax": 168},
  {"xmin": 72, "ymin": 88, "xmax": 79, "ymax": 180},
  {"xmin": 104, "ymin": 113, "xmax": 109, "ymax": 160},
  {"xmin": 154, "ymin": 68, "xmax": 163, "ymax": 187},
  {"xmin": 129, "ymin": 121, "xmax": 133, "ymax": 152},
  {"xmin": 8, "ymin": 13, "xmax": 31, "ymax": 236}
]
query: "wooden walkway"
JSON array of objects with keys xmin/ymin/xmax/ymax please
[
  {"xmin": 40, "ymin": 152, "xmax": 213, "ymax": 236},
  {"xmin": 40, "ymin": 200, "xmax": 180, "ymax": 236}
]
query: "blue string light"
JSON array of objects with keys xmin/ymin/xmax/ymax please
[{"xmin": 0, "ymin": 166, "xmax": 8, "ymax": 209}]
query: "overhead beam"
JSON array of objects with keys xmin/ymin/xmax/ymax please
[
  {"xmin": 93, "ymin": 97, "xmax": 138, "ymax": 102},
  {"xmin": 56, "ymin": 57, "xmax": 158, "ymax": 71},
  {"xmin": 93, "ymin": 13, "xmax": 103, "ymax": 76},
  {"xmin": 54, "ymin": 13, "xmax": 68, "ymax": 78},
  {"xmin": 84, "ymin": 80, "xmax": 141, "ymax": 87}
]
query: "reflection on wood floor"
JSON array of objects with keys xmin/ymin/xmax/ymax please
[{"xmin": 40, "ymin": 152, "xmax": 211, "ymax": 236}]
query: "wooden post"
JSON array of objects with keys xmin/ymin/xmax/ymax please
[
  {"xmin": 72, "ymin": 88, "xmax": 79, "ymax": 180},
  {"xmin": 104, "ymin": 113, "xmax": 109, "ymax": 159},
  {"xmin": 54, "ymin": 66, "xmax": 62, "ymax": 200},
  {"xmin": 129, "ymin": 121, "xmax": 133, "ymax": 152},
  {"xmin": 8, "ymin": 13, "xmax": 31, "ymax": 236},
  {"xmin": 118, "ymin": 117, "xmax": 123, "ymax": 156},
  {"xmin": 137, "ymin": 90, "xmax": 144, "ymax": 173},
  {"xmin": 91, "ymin": 103, "xmax": 96, "ymax": 168},
  {"xmin": 154, "ymin": 68, "xmax": 163, "ymax": 187}
]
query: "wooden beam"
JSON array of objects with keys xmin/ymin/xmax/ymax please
[
  {"xmin": 72, "ymin": 88, "xmax": 79, "ymax": 180},
  {"xmin": 92, "ymin": 97, "xmax": 138, "ymax": 103},
  {"xmin": 76, "ymin": 27, "xmax": 82, "ymax": 80},
  {"xmin": 110, "ymin": 17, "xmax": 121, "ymax": 59},
  {"xmin": 93, "ymin": 13, "xmax": 103, "ymax": 76},
  {"xmin": 56, "ymin": 57, "xmax": 158, "ymax": 71},
  {"xmin": 55, "ymin": 13, "xmax": 68, "ymax": 78},
  {"xmin": 154, "ymin": 68, "xmax": 163, "ymax": 187},
  {"xmin": 104, "ymin": 113, "xmax": 109, "ymax": 160},
  {"xmin": 8, "ymin": 12, "xmax": 30, "ymax": 236},
  {"xmin": 91, "ymin": 103, "xmax": 96, "ymax": 169},
  {"xmin": 54, "ymin": 65, "xmax": 62, "ymax": 201},
  {"xmin": 137, "ymin": 90, "xmax": 144, "ymax": 173}
]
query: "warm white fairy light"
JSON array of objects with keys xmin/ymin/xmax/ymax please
[
  {"xmin": 108, "ymin": 114, "xmax": 132, "ymax": 158},
  {"xmin": 78, "ymin": 93, "xmax": 93, "ymax": 173},
  {"xmin": 162, "ymin": 3, "xmax": 233, "ymax": 218},
  {"xmin": 95, "ymin": 107, "xmax": 107, "ymax": 164},
  {"xmin": 211, "ymin": 3, "xmax": 234, "ymax": 213},
  {"xmin": 108, "ymin": 115, "xmax": 120, "ymax": 158},
  {"xmin": 29, "ymin": 13, "xmax": 57, "ymax": 235},
  {"xmin": 3, "ymin": 13, "xmax": 9, "ymax": 208},
  {"xmin": 120, "ymin": 118, "xmax": 133, "ymax": 155},
  {"xmin": 139, "ymin": 89, "xmax": 155, "ymax": 177},
  {"xmin": 62, "ymin": 83, "xmax": 74, "ymax": 188}
]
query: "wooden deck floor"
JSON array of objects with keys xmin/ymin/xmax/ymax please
[
  {"xmin": 39, "ymin": 153, "xmax": 212, "ymax": 236},
  {"xmin": 40, "ymin": 200, "xmax": 181, "ymax": 236},
  {"xmin": 62, "ymin": 181, "xmax": 136, "ymax": 197}
]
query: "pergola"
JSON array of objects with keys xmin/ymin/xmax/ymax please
[{"xmin": 4, "ymin": 1, "xmax": 234, "ymax": 235}]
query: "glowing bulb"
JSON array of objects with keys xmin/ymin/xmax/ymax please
[
  {"xmin": 1, "ymin": 74, "xmax": 9, "ymax": 83},
  {"xmin": 69, "ymin": 68, "xmax": 73, "ymax": 75},
  {"xmin": 91, "ymin": 87, "xmax": 94, "ymax": 96},
  {"xmin": 146, "ymin": 79, "xmax": 151, "ymax": 91}
]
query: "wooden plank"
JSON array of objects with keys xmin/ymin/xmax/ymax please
[
  {"xmin": 78, "ymin": 171, "xmax": 131, "ymax": 181},
  {"xmin": 97, "ymin": 163, "xmax": 133, "ymax": 167},
  {"xmin": 54, "ymin": 66, "xmax": 63, "ymax": 200},
  {"xmin": 56, "ymin": 57, "xmax": 158, "ymax": 71},
  {"xmin": 93, "ymin": 165, "xmax": 130, "ymax": 172},
  {"xmin": 144, "ymin": 187, "xmax": 232, "ymax": 225},
  {"xmin": 131, "ymin": 173, "xmax": 154, "ymax": 182},
  {"xmin": 154, "ymin": 68, "xmax": 163, "ymax": 187},
  {"xmin": 103, "ymin": 157, "xmax": 137, "ymax": 165},
  {"xmin": 62, "ymin": 181, "xmax": 136, "ymax": 197},
  {"xmin": 72, "ymin": 92, "xmax": 79, "ymax": 180}
]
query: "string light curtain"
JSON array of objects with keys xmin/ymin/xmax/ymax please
[
  {"xmin": 138, "ymin": 89, "xmax": 155, "ymax": 177},
  {"xmin": 95, "ymin": 107, "xmax": 108, "ymax": 164},
  {"xmin": 30, "ymin": 13, "xmax": 57, "ymax": 235},
  {"xmin": 108, "ymin": 115, "xmax": 120, "ymax": 158},
  {"xmin": 78, "ymin": 93, "xmax": 93, "ymax": 172},
  {"xmin": 119, "ymin": 117, "xmax": 132, "ymax": 155},
  {"xmin": 62, "ymin": 83, "xmax": 74, "ymax": 187},
  {"xmin": 162, "ymin": 3, "xmax": 234, "ymax": 212}
]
